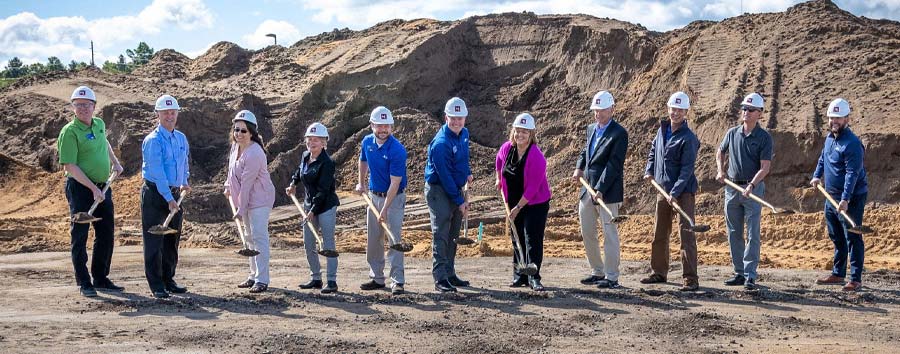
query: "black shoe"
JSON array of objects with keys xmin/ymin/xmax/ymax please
[
  {"xmin": 744, "ymin": 278, "xmax": 757, "ymax": 291},
  {"xmin": 321, "ymin": 281, "xmax": 338, "ymax": 294},
  {"xmin": 724, "ymin": 274, "xmax": 746, "ymax": 286},
  {"xmin": 249, "ymin": 283, "xmax": 268, "ymax": 293},
  {"xmin": 94, "ymin": 280, "xmax": 125, "ymax": 291},
  {"xmin": 299, "ymin": 279, "xmax": 323, "ymax": 289},
  {"xmin": 596, "ymin": 279, "xmax": 620, "ymax": 289},
  {"xmin": 447, "ymin": 276, "xmax": 470, "ymax": 287},
  {"xmin": 359, "ymin": 280, "xmax": 386, "ymax": 291},
  {"xmin": 509, "ymin": 276, "xmax": 529, "ymax": 288},
  {"xmin": 391, "ymin": 283, "xmax": 405, "ymax": 295},
  {"xmin": 434, "ymin": 280, "xmax": 457, "ymax": 293},
  {"xmin": 80, "ymin": 286, "xmax": 98, "ymax": 298},
  {"xmin": 238, "ymin": 279, "xmax": 255, "ymax": 288},
  {"xmin": 165, "ymin": 283, "xmax": 187, "ymax": 293},
  {"xmin": 580, "ymin": 275, "xmax": 605, "ymax": 285},
  {"xmin": 529, "ymin": 279, "xmax": 545, "ymax": 292},
  {"xmin": 151, "ymin": 289, "xmax": 170, "ymax": 299}
]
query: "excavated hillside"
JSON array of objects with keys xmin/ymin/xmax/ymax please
[{"xmin": 0, "ymin": 0, "xmax": 897, "ymax": 270}]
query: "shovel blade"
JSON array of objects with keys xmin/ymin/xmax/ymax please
[
  {"xmin": 684, "ymin": 224, "xmax": 710, "ymax": 233},
  {"xmin": 849, "ymin": 225, "xmax": 874, "ymax": 235},
  {"xmin": 455, "ymin": 237, "xmax": 476, "ymax": 245},
  {"xmin": 773, "ymin": 208, "xmax": 795, "ymax": 215},
  {"xmin": 389, "ymin": 243, "xmax": 414, "ymax": 253},
  {"xmin": 148, "ymin": 225, "xmax": 176, "ymax": 235},
  {"xmin": 236, "ymin": 249, "xmax": 260, "ymax": 257},
  {"xmin": 72, "ymin": 213, "xmax": 101, "ymax": 224},
  {"xmin": 611, "ymin": 216, "xmax": 628, "ymax": 223},
  {"xmin": 318, "ymin": 249, "xmax": 339, "ymax": 258},
  {"xmin": 517, "ymin": 263, "xmax": 539, "ymax": 276}
]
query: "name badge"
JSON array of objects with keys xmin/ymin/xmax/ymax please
[
  {"xmin": 452, "ymin": 146, "xmax": 458, "ymax": 154},
  {"xmin": 86, "ymin": 132, "xmax": 96, "ymax": 140}
]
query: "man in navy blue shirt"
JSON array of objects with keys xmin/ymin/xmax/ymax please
[
  {"xmin": 425, "ymin": 97, "xmax": 473, "ymax": 293},
  {"xmin": 141, "ymin": 94, "xmax": 191, "ymax": 299},
  {"xmin": 356, "ymin": 106, "xmax": 408, "ymax": 295},
  {"xmin": 811, "ymin": 98, "xmax": 868, "ymax": 292},
  {"xmin": 641, "ymin": 92, "xmax": 701, "ymax": 292}
]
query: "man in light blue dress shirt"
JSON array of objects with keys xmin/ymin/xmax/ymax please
[{"xmin": 141, "ymin": 94, "xmax": 191, "ymax": 299}]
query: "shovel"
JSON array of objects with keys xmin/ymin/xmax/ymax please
[
  {"xmin": 72, "ymin": 172, "xmax": 118, "ymax": 224},
  {"xmin": 289, "ymin": 194, "xmax": 339, "ymax": 258},
  {"xmin": 723, "ymin": 179, "xmax": 795, "ymax": 215},
  {"xmin": 226, "ymin": 197, "xmax": 260, "ymax": 257},
  {"xmin": 499, "ymin": 188, "xmax": 539, "ymax": 276},
  {"xmin": 579, "ymin": 177, "xmax": 628, "ymax": 223},
  {"xmin": 815, "ymin": 184, "xmax": 874, "ymax": 234},
  {"xmin": 148, "ymin": 190, "xmax": 188, "ymax": 235},
  {"xmin": 455, "ymin": 183, "xmax": 476, "ymax": 245},
  {"xmin": 361, "ymin": 193, "xmax": 413, "ymax": 253},
  {"xmin": 648, "ymin": 179, "xmax": 710, "ymax": 233}
]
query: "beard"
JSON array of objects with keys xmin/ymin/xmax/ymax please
[{"xmin": 830, "ymin": 122, "xmax": 845, "ymax": 135}]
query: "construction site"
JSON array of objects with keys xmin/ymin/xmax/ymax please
[{"xmin": 1, "ymin": 0, "xmax": 899, "ymax": 352}]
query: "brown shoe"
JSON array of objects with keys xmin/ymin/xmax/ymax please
[
  {"xmin": 237, "ymin": 279, "xmax": 255, "ymax": 288},
  {"xmin": 816, "ymin": 275, "xmax": 845, "ymax": 285},
  {"xmin": 680, "ymin": 280, "xmax": 699, "ymax": 292},
  {"xmin": 640, "ymin": 274, "xmax": 667, "ymax": 284},
  {"xmin": 842, "ymin": 281, "xmax": 862, "ymax": 292}
]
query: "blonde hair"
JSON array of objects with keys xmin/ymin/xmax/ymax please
[{"xmin": 508, "ymin": 126, "xmax": 538, "ymax": 145}]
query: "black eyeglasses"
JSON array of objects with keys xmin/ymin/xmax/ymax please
[
  {"xmin": 233, "ymin": 128, "xmax": 249, "ymax": 134},
  {"xmin": 741, "ymin": 106, "xmax": 761, "ymax": 112}
]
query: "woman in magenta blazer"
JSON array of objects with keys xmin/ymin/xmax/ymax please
[
  {"xmin": 495, "ymin": 113, "xmax": 552, "ymax": 291},
  {"xmin": 225, "ymin": 110, "xmax": 276, "ymax": 293}
]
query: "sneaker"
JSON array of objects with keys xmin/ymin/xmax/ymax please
[
  {"xmin": 816, "ymin": 275, "xmax": 845, "ymax": 285},
  {"xmin": 359, "ymin": 280, "xmax": 386, "ymax": 291},
  {"xmin": 842, "ymin": 281, "xmax": 862, "ymax": 292},
  {"xmin": 744, "ymin": 278, "xmax": 757, "ymax": 291},
  {"xmin": 238, "ymin": 279, "xmax": 255, "ymax": 288},
  {"xmin": 391, "ymin": 283, "xmax": 405, "ymax": 295},
  {"xmin": 80, "ymin": 286, "xmax": 98, "ymax": 298},
  {"xmin": 724, "ymin": 275, "xmax": 746, "ymax": 286},
  {"xmin": 579, "ymin": 275, "xmax": 605, "ymax": 285},
  {"xmin": 640, "ymin": 274, "xmax": 667, "ymax": 284},
  {"xmin": 596, "ymin": 279, "xmax": 620, "ymax": 289}
]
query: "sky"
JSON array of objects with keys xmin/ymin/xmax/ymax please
[{"xmin": 1, "ymin": 0, "xmax": 899, "ymax": 67}]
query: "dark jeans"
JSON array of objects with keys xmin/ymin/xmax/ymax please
[
  {"xmin": 511, "ymin": 201, "xmax": 549, "ymax": 280},
  {"xmin": 141, "ymin": 182, "xmax": 184, "ymax": 292},
  {"xmin": 825, "ymin": 192, "xmax": 867, "ymax": 282},
  {"xmin": 65, "ymin": 178, "xmax": 115, "ymax": 288}
]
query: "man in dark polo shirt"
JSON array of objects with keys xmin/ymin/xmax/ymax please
[
  {"xmin": 58, "ymin": 85, "xmax": 125, "ymax": 297},
  {"xmin": 715, "ymin": 93, "xmax": 773, "ymax": 290}
]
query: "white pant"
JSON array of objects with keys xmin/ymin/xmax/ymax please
[
  {"xmin": 578, "ymin": 193, "xmax": 621, "ymax": 281},
  {"xmin": 366, "ymin": 193, "xmax": 405, "ymax": 285},
  {"xmin": 242, "ymin": 206, "xmax": 271, "ymax": 285}
]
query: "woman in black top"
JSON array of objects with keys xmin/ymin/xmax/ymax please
[{"xmin": 286, "ymin": 122, "xmax": 340, "ymax": 293}]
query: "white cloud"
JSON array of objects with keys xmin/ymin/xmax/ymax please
[
  {"xmin": 0, "ymin": 0, "xmax": 213, "ymax": 65},
  {"xmin": 242, "ymin": 20, "xmax": 302, "ymax": 49}
]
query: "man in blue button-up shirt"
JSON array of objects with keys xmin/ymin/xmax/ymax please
[
  {"xmin": 140, "ymin": 94, "xmax": 191, "ymax": 299},
  {"xmin": 810, "ymin": 98, "xmax": 868, "ymax": 292},
  {"xmin": 425, "ymin": 97, "xmax": 473, "ymax": 293}
]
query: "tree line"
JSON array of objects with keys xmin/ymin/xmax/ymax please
[{"xmin": 1, "ymin": 42, "xmax": 156, "ymax": 79}]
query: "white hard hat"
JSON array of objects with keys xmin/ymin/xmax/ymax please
[
  {"xmin": 590, "ymin": 91, "xmax": 614, "ymax": 110},
  {"xmin": 444, "ymin": 97, "xmax": 468, "ymax": 117},
  {"xmin": 827, "ymin": 98, "xmax": 850, "ymax": 118},
  {"xmin": 233, "ymin": 110, "xmax": 257, "ymax": 126},
  {"xmin": 667, "ymin": 91, "xmax": 690, "ymax": 109},
  {"xmin": 741, "ymin": 93, "xmax": 764, "ymax": 109},
  {"xmin": 155, "ymin": 95, "xmax": 180, "ymax": 111},
  {"xmin": 369, "ymin": 106, "xmax": 394, "ymax": 124},
  {"xmin": 305, "ymin": 122, "xmax": 328, "ymax": 138},
  {"xmin": 512, "ymin": 113, "xmax": 536, "ymax": 130},
  {"xmin": 71, "ymin": 86, "xmax": 96, "ymax": 102}
]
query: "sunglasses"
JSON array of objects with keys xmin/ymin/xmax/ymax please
[
  {"xmin": 233, "ymin": 128, "xmax": 249, "ymax": 134},
  {"xmin": 741, "ymin": 106, "xmax": 761, "ymax": 112},
  {"xmin": 72, "ymin": 103, "xmax": 94, "ymax": 109}
]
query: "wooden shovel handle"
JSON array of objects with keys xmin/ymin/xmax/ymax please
[
  {"xmin": 648, "ymin": 179, "xmax": 693, "ymax": 223},
  {"xmin": 361, "ymin": 193, "xmax": 399, "ymax": 243},
  {"xmin": 289, "ymin": 194, "xmax": 322, "ymax": 241},
  {"xmin": 86, "ymin": 171, "xmax": 119, "ymax": 215},
  {"xmin": 815, "ymin": 184, "xmax": 860, "ymax": 228},
  {"xmin": 160, "ymin": 190, "xmax": 188, "ymax": 228},
  {"xmin": 578, "ymin": 177, "xmax": 616, "ymax": 218},
  {"xmin": 723, "ymin": 179, "xmax": 777, "ymax": 211}
]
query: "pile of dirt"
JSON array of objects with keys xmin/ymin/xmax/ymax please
[
  {"xmin": 188, "ymin": 41, "xmax": 251, "ymax": 81},
  {"xmin": 132, "ymin": 49, "xmax": 190, "ymax": 80}
]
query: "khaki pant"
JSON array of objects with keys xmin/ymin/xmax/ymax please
[
  {"xmin": 578, "ymin": 193, "xmax": 621, "ymax": 281},
  {"xmin": 650, "ymin": 193, "xmax": 698, "ymax": 282}
]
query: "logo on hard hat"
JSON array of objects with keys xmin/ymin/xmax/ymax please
[
  {"xmin": 520, "ymin": 118, "xmax": 527, "ymax": 124},
  {"xmin": 166, "ymin": 100, "xmax": 172, "ymax": 106},
  {"xmin": 833, "ymin": 106, "xmax": 840, "ymax": 112},
  {"xmin": 79, "ymin": 90, "xmax": 85, "ymax": 96},
  {"xmin": 381, "ymin": 114, "xmax": 387, "ymax": 119},
  {"xmin": 747, "ymin": 98, "xmax": 753, "ymax": 103},
  {"xmin": 239, "ymin": 113, "xmax": 245, "ymax": 117},
  {"xmin": 311, "ymin": 127, "xmax": 316, "ymax": 132},
  {"xmin": 595, "ymin": 99, "xmax": 601, "ymax": 104},
  {"xmin": 675, "ymin": 98, "xmax": 681, "ymax": 104},
  {"xmin": 454, "ymin": 106, "xmax": 460, "ymax": 112}
]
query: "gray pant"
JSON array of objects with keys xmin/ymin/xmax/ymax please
[
  {"xmin": 303, "ymin": 206, "xmax": 337, "ymax": 282},
  {"xmin": 366, "ymin": 192, "xmax": 406, "ymax": 285},
  {"xmin": 426, "ymin": 183, "xmax": 462, "ymax": 282},
  {"xmin": 724, "ymin": 182, "xmax": 764, "ymax": 280}
]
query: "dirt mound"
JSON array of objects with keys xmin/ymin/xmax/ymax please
[
  {"xmin": 133, "ymin": 49, "xmax": 190, "ymax": 80},
  {"xmin": 189, "ymin": 41, "xmax": 252, "ymax": 81}
]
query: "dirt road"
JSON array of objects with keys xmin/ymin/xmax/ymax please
[{"xmin": 1, "ymin": 246, "xmax": 898, "ymax": 353}]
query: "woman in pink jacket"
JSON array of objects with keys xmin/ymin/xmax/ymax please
[
  {"xmin": 225, "ymin": 110, "xmax": 276, "ymax": 293},
  {"xmin": 495, "ymin": 113, "xmax": 552, "ymax": 291}
]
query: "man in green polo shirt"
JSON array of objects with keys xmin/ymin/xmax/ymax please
[{"xmin": 57, "ymin": 85, "xmax": 124, "ymax": 298}]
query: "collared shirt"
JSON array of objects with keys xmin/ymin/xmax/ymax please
[
  {"xmin": 719, "ymin": 124, "xmax": 773, "ymax": 181},
  {"xmin": 291, "ymin": 150, "xmax": 340, "ymax": 215},
  {"xmin": 424, "ymin": 124, "xmax": 471, "ymax": 206},
  {"xmin": 589, "ymin": 120, "xmax": 611, "ymax": 155},
  {"xmin": 360, "ymin": 134, "xmax": 408, "ymax": 193},
  {"xmin": 57, "ymin": 116, "xmax": 111, "ymax": 183},
  {"xmin": 141, "ymin": 125, "xmax": 190, "ymax": 202},
  {"xmin": 225, "ymin": 142, "xmax": 275, "ymax": 217},
  {"xmin": 813, "ymin": 128, "xmax": 868, "ymax": 201},
  {"xmin": 644, "ymin": 120, "xmax": 699, "ymax": 198}
]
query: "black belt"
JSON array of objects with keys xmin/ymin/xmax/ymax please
[
  {"xmin": 144, "ymin": 180, "xmax": 180, "ymax": 193},
  {"xmin": 731, "ymin": 180, "xmax": 750, "ymax": 185},
  {"xmin": 372, "ymin": 189, "xmax": 404, "ymax": 197}
]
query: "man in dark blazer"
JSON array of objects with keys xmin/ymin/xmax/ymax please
[{"xmin": 573, "ymin": 90, "xmax": 629, "ymax": 289}]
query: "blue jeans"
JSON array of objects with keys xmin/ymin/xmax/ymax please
[
  {"xmin": 425, "ymin": 183, "xmax": 462, "ymax": 282},
  {"xmin": 303, "ymin": 206, "xmax": 337, "ymax": 281},
  {"xmin": 724, "ymin": 182, "xmax": 764, "ymax": 280},
  {"xmin": 825, "ymin": 192, "xmax": 866, "ymax": 282}
]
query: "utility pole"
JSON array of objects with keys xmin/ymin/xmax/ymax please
[
  {"xmin": 90, "ymin": 41, "xmax": 95, "ymax": 67},
  {"xmin": 266, "ymin": 33, "xmax": 277, "ymax": 46}
]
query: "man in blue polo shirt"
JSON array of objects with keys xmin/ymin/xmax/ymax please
[
  {"xmin": 811, "ymin": 98, "xmax": 868, "ymax": 292},
  {"xmin": 716, "ymin": 93, "xmax": 773, "ymax": 291},
  {"xmin": 356, "ymin": 106, "xmax": 408, "ymax": 295},
  {"xmin": 141, "ymin": 94, "xmax": 191, "ymax": 299},
  {"xmin": 425, "ymin": 97, "xmax": 473, "ymax": 293}
]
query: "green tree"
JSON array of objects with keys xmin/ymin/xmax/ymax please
[
  {"xmin": 125, "ymin": 42, "xmax": 154, "ymax": 66},
  {"xmin": 27, "ymin": 62, "xmax": 46, "ymax": 75},
  {"xmin": 68, "ymin": 60, "xmax": 88, "ymax": 72},
  {"xmin": 46, "ymin": 56, "xmax": 65, "ymax": 72},
  {"xmin": 4, "ymin": 57, "xmax": 25, "ymax": 78}
]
